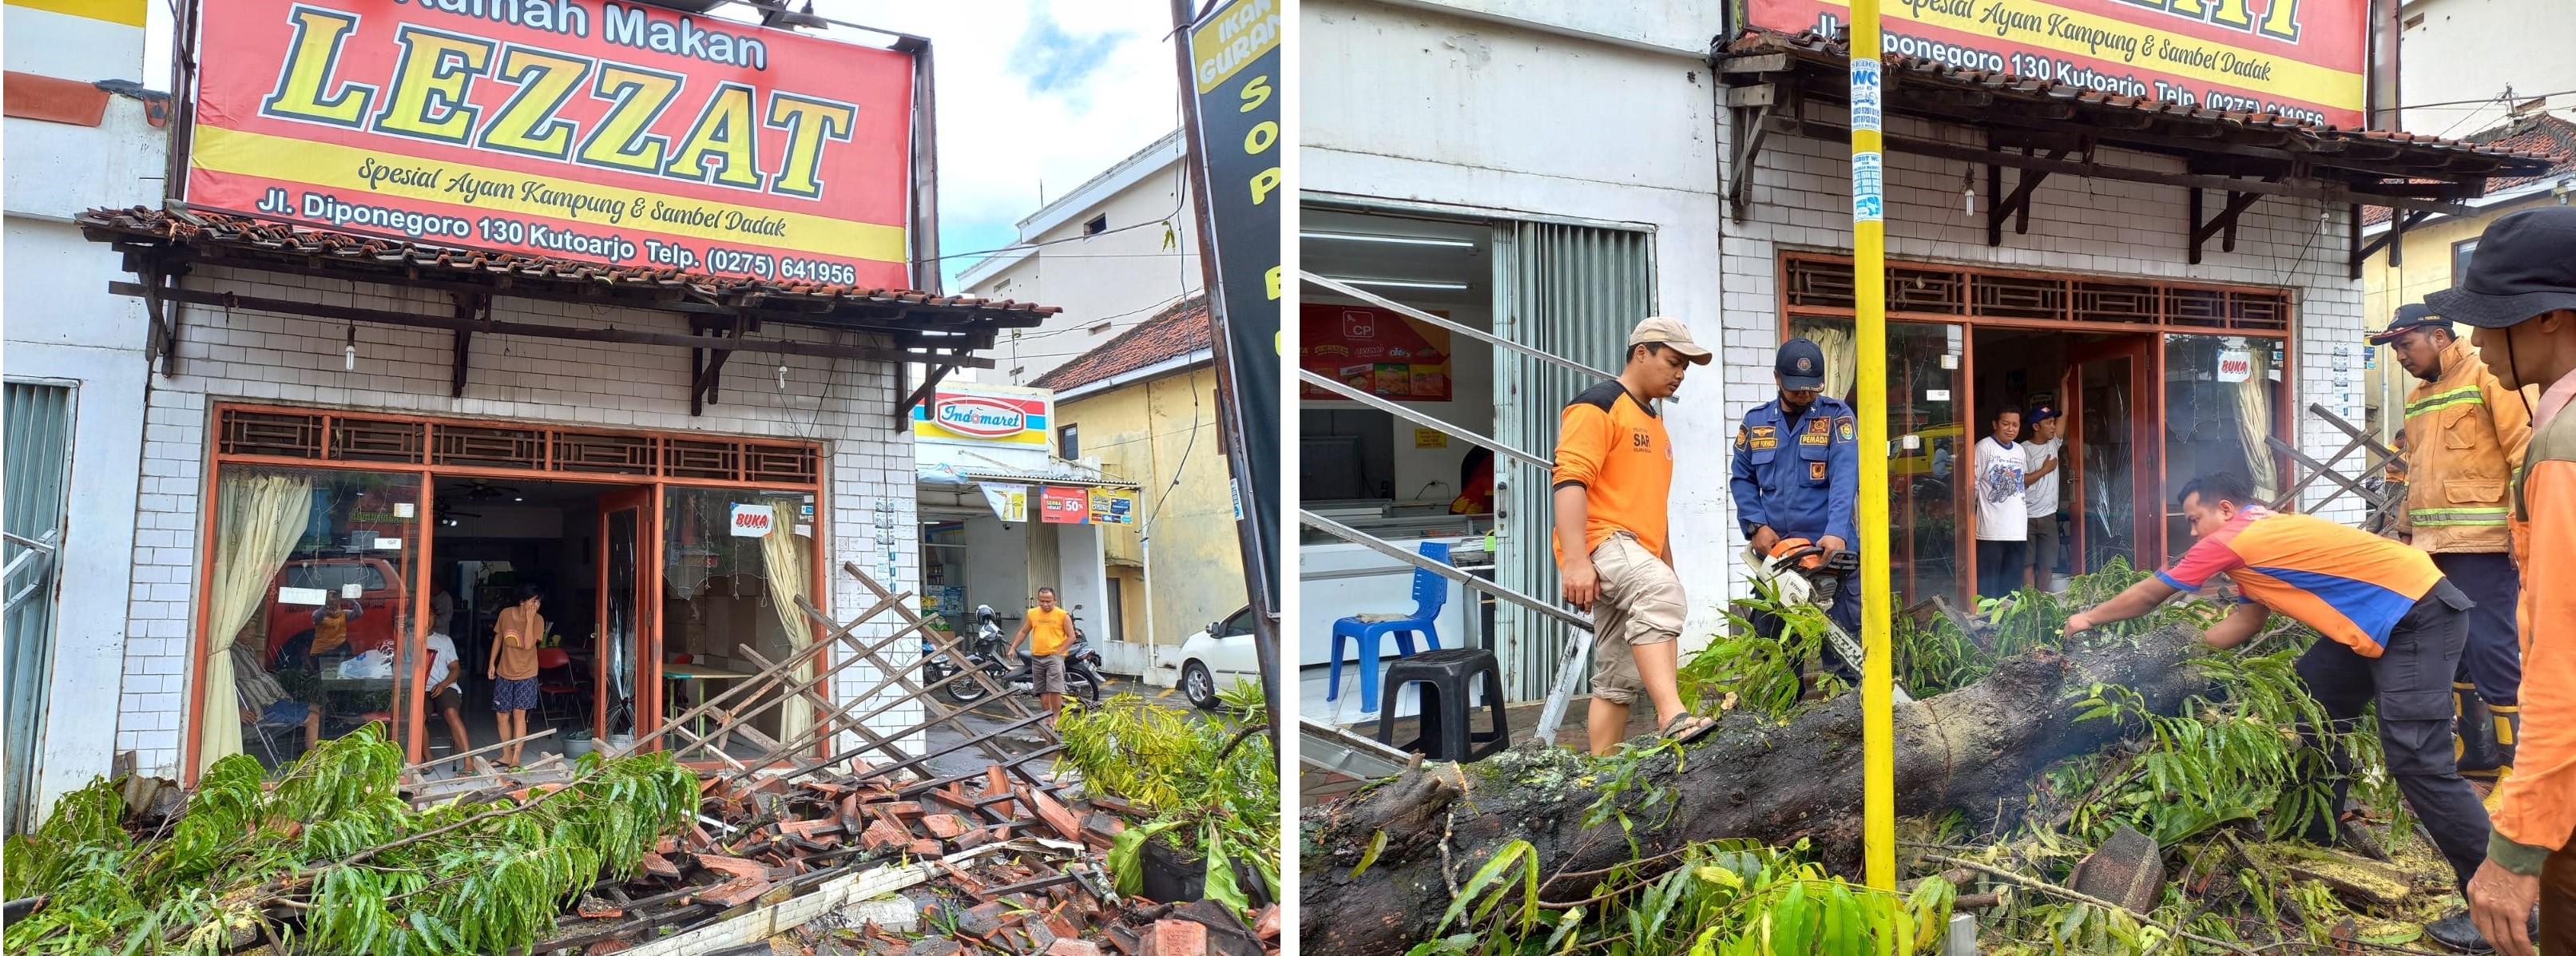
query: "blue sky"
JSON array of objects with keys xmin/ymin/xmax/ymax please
[
  {"xmin": 145, "ymin": 1, "xmax": 1185, "ymax": 292},
  {"xmin": 743, "ymin": 2, "xmax": 1180, "ymax": 291}
]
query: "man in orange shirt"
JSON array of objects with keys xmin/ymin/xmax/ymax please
[
  {"xmin": 2438, "ymin": 205, "xmax": 2576, "ymax": 956},
  {"xmin": 1555, "ymin": 316, "xmax": 1713, "ymax": 754},
  {"xmin": 1012, "ymin": 586, "xmax": 1075, "ymax": 727}
]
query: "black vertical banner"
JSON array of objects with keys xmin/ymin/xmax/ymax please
[{"xmin": 1181, "ymin": 0, "xmax": 1281, "ymax": 613}]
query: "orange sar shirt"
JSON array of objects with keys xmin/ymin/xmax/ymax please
[
  {"xmin": 1024, "ymin": 606, "xmax": 1074, "ymax": 657},
  {"xmin": 2494, "ymin": 374, "xmax": 2576, "ymax": 874},
  {"xmin": 1551, "ymin": 380, "xmax": 1673, "ymax": 563}
]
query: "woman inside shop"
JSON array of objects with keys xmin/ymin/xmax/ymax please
[{"xmin": 486, "ymin": 584, "xmax": 546, "ymax": 767}]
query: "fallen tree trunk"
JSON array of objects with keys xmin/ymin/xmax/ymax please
[{"xmin": 1300, "ymin": 625, "xmax": 2214, "ymax": 955}]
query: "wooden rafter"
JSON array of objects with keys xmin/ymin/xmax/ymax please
[
  {"xmin": 689, "ymin": 311, "xmax": 748, "ymax": 417},
  {"xmin": 100, "ymin": 243, "xmax": 1044, "ymax": 336},
  {"xmin": 1987, "ymin": 146, "xmax": 2069, "ymax": 246},
  {"xmin": 2188, "ymin": 187, "xmax": 2267, "ymax": 264},
  {"xmin": 139, "ymin": 264, "xmax": 189, "ymax": 377},
  {"xmin": 896, "ymin": 363, "xmax": 956, "ymax": 431},
  {"xmin": 448, "ymin": 292, "xmax": 484, "ymax": 397},
  {"xmin": 106, "ymin": 282, "xmax": 995, "ymax": 370}
]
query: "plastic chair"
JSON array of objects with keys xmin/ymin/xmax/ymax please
[
  {"xmin": 1328, "ymin": 541, "xmax": 1451, "ymax": 712},
  {"xmin": 245, "ymin": 706, "xmax": 308, "ymax": 767},
  {"xmin": 536, "ymin": 647, "xmax": 587, "ymax": 725},
  {"xmin": 1375, "ymin": 649, "xmax": 1512, "ymax": 763}
]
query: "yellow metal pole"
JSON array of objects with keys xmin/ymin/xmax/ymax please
[{"xmin": 1849, "ymin": 0, "xmax": 1898, "ymax": 910}]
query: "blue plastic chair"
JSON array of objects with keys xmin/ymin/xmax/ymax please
[{"xmin": 1328, "ymin": 541, "xmax": 1451, "ymax": 712}]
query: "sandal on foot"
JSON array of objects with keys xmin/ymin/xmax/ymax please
[{"xmin": 1660, "ymin": 713, "xmax": 1717, "ymax": 744}]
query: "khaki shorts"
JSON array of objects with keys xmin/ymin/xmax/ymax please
[
  {"xmin": 1587, "ymin": 533, "xmax": 1686, "ymax": 705},
  {"xmin": 1030, "ymin": 653, "xmax": 1068, "ymax": 695}
]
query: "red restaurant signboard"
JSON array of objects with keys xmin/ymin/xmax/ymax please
[
  {"xmin": 186, "ymin": 1, "xmax": 916, "ymax": 288},
  {"xmin": 1743, "ymin": 0, "xmax": 2365, "ymax": 128}
]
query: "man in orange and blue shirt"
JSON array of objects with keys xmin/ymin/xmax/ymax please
[{"xmin": 2066, "ymin": 471, "xmax": 2495, "ymax": 949}]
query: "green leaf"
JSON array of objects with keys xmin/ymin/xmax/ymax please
[
  {"xmin": 1433, "ymin": 840, "xmax": 1538, "ymax": 936},
  {"xmin": 1108, "ymin": 820, "xmax": 1185, "ymax": 898},
  {"xmin": 1350, "ymin": 828, "xmax": 1389, "ymax": 879},
  {"xmin": 1201, "ymin": 823, "xmax": 1252, "ymax": 914}
]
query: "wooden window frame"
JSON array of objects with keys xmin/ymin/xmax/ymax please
[
  {"xmin": 184, "ymin": 403, "xmax": 833, "ymax": 783},
  {"xmin": 1774, "ymin": 254, "xmax": 2298, "ymax": 601}
]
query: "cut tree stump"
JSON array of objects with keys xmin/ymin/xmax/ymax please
[{"xmin": 1300, "ymin": 625, "xmax": 2217, "ymax": 956}]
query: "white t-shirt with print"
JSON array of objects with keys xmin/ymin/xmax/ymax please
[
  {"xmin": 1974, "ymin": 436, "xmax": 2028, "ymax": 541},
  {"xmin": 424, "ymin": 633, "xmax": 458, "ymax": 688},
  {"xmin": 2022, "ymin": 438, "xmax": 2063, "ymax": 516}
]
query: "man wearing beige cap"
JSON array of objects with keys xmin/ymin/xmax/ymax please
[{"xmin": 1554, "ymin": 315, "xmax": 1715, "ymax": 753}]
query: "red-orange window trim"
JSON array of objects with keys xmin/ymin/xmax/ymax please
[
  {"xmin": 182, "ymin": 402, "xmax": 836, "ymax": 783},
  {"xmin": 1768, "ymin": 253, "xmax": 2301, "ymax": 598}
]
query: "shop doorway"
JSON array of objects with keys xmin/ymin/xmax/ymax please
[
  {"xmin": 189, "ymin": 406, "xmax": 830, "ymax": 782},
  {"xmin": 424, "ymin": 477, "xmax": 642, "ymax": 768},
  {"xmin": 423, "ymin": 478, "xmax": 820, "ymax": 772},
  {"xmin": 1963, "ymin": 329, "xmax": 2157, "ymax": 598}
]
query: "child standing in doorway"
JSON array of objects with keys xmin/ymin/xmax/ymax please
[{"xmin": 487, "ymin": 584, "xmax": 545, "ymax": 766}]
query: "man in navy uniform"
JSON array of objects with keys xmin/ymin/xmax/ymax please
[{"xmin": 1731, "ymin": 338, "xmax": 1863, "ymax": 681}]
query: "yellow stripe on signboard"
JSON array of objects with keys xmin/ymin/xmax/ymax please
[
  {"xmin": 1809, "ymin": 0, "xmax": 2364, "ymax": 111},
  {"xmin": 189, "ymin": 124, "xmax": 909, "ymax": 264},
  {"xmin": 1189, "ymin": 0, "xmax": 1280, "ymax": 94},
  {"xmin": 5, "ymin": 0, "xmax": 147, "ymax": 27}
]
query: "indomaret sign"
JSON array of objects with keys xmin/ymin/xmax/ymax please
[
  {"xmin": 1745, "ymin": 0, "xmax": 2364, "ymax": 128},
  {"xmin": 187, "ymin": 0, "xmax": 916, "ymax": 288}
]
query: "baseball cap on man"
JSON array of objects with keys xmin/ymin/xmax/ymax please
[
  {"xmin": 2424, "ymin": 206, "xmax": 2576, "ymax": 329},
  {"xmin": 2366, "ymin": 303, "xmax": 2454, "ymax": 345},
  {"xmin": 2026, "ymin": 403, "xmax": 2061, "ymax": 424},
  {"xmin": 1628, "ymin": 316, "xmax": 1713, "ymax": 365},
  {"xmin": 1776, "ymin": 338, "xmax": 1827, "ymax": 391}
]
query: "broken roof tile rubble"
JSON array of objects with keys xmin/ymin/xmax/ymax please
[
  {"xmin": 535, "ymin": 768, "xmax": 1276, "ymax": 955},
  {"xmin": 3, "ymin": 564, "xmax": 1276, "ymax": 956}
]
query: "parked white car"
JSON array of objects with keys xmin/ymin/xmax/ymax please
[{"xmin": 1172, "ymin": 604, "xmax": 1261, "ymax": 710}]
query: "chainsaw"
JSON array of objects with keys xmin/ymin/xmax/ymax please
[{"xmin": 1740, "ymin": 538, "xmax": 1914, "ymax": 704}]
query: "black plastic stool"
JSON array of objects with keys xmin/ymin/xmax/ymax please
[{"xmin": 1375, "ymin": 649, "xmax": 1511, "ymax": 763}]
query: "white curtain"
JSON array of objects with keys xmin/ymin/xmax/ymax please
[
  {"xmin": 198, "ymin": 471, "xmax": 314, "ymax": 772},
  {"xmin": 2235, "ymin": 345, "xmax": 2279, "ymax": 501},
  {"xmin": 1793, "ymin": 319, "xmax": 1860, "ymax": 404},
  {"xmin": 760, "ymin": 502, "xmax": 816, "ymax": 752}
]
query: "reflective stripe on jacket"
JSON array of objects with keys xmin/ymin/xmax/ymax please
[
  {"xmin": 2498, "ymin": 393, "xmax": 2576, "ymax": 872},
  {"xmin": 2396, "ymin": 338, "xmax": 2530, "ymax": 554}
]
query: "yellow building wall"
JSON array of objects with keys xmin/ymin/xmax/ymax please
[
  {"xmin": 1060, "ymin": 366, "xmax": 1246, "ymax": 647},
  {"xmin": 2361, "ymin": 212, "xmax": 2511, "ymax": 438}
]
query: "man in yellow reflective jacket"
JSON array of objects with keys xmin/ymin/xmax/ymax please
[{"xmin": 2375, "ymin": 303, "xmax": 2531, "ymax": 784}]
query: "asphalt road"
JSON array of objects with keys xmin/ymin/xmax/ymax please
[{"xmin": 919, "ymin": 675, "xmax": 1220, "ymax": 780}]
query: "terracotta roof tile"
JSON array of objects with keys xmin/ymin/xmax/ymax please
[
  {"xmin": 1030, "ymin": 296, "xmax": 1211, "ymax": 394},
  {"xmin": 2361, "ymin": 114, "xmax": 2576, "ymax": 225},
  {"xmin": 1723, "ymin": 29, "xmax": 2558, "ymax": 173},
  {"xmin": 74, "ymin": 205, "xmax": 1062, "ymax": 320}
]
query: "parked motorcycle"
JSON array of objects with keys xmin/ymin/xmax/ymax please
[{"xmin": 936, "ymin": 605, "xmax": 1105, "ymax": 705}]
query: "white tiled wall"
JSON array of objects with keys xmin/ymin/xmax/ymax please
[{"xmin": 119, "ymin": 265, "xmax": 922, "ymax": 777}]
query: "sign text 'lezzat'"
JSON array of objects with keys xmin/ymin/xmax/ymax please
[{"xmin": 189, "ymin": 0, "xmax": 915, "ymax": 288}]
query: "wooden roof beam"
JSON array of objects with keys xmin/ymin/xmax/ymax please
[
  {"xmin": 1761, "ymin": 113, "xmax": 2479, "ymax": 216},
  {"xmin": 105, "ymin": 281, "xmax": 996, "ymax": 369}
]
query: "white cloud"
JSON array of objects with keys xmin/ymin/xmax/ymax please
[
  {"xmin": 141, "ymin": 1, "xmax": 1185, "ymax": 290},
  {"xmin": 801, "ymin": 2, "xmax": 1183, "ymax": 283}
]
